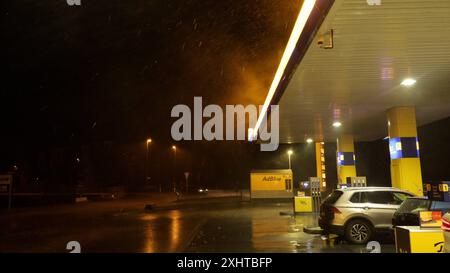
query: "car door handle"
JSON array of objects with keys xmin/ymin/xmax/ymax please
[{"xmin": 363, "ymin": 207, "xmax": 370, "ymax": 210}]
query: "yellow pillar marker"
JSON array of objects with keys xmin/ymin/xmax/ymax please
[
  {"xmin": 387, "ymin": 107, "xmax": 423, "ymax": 196},
  {"xmin": 337, "ymin": 135, "xmax": 357, "ymax": 185}
]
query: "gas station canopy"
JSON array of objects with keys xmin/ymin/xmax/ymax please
[{"xmin": 270, "ymin": 0, "xmax": 450, "ymax": 143}]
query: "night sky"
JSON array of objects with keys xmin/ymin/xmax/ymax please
[{"xmin": 1, "ymin": 0, "xmax": 302, "ymax": 188}]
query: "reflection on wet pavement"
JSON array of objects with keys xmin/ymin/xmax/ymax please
[
  {"xmin": 181, "ymin": 201, "xmax": 395, "ymax": 253},
  {"xmin": 0, "ymin": 196, "xmax": 395, "ymax": 253}
]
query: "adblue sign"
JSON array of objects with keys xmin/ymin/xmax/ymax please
[
  {"xmin": 250, "ymin": 170, "xmax": 294, "ymax": 199},
  {"xmin": 262, "ymin": 176, "xmax": 282, "ymax": 182}
]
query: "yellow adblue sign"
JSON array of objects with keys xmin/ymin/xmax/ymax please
[
  {"xmin": 250, "ymin": 170, "xmax": 294, "ymax": 199},
  {"xmin": 251, "ymin": 173, "xmax": 291, "ymax": 191}
]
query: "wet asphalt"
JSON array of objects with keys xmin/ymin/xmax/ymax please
[{"xmin": 0, "ymin": 193, "xmax": 395, "ymax": 253}]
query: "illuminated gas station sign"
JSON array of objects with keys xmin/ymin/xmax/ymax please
[
  {"xmin": 389, "ymin": 137, "xmax": 420, "ymax": 160},
  {"xmin": 337, "ymin": 152, "xmax": 355, "ymax": 166}
]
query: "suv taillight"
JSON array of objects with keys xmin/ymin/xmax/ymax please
[
  {"xmin": 442, "ymin": 217, "xmax": 450, "ymax": 232},
  {"xmin": 331, "ymin": 206, "xmax": 341, "ymax": 214}
]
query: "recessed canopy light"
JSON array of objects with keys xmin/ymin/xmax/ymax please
[
  {"xmin": 287, "ymin": 150, "xmax": 293, "ymax": 155},
  {"xmin": 332, "ymin": 121, "xmax": 342, "ymax": 128},
  {"xmin": 401, "ymin": 78, "xmax": 416, "ymax": 86},
  {"xmin": 306, "ymin": 138, "xmax": 313, "ymax": 143}
]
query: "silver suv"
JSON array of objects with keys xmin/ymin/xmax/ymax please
[{"xmin": 319, "ymin": 187, "xmax": 414, "ymax": 244}]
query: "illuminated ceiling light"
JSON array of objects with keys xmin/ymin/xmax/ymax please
[
  {"xmin": 306, "ymin": 138, "xmax": 313, "ymax": 143},
  {"xmin": 332, "ymin": 121, "xmax": 342, "ymax": 128},
  {"xmin": 146, "ymin": 138, "xmax": 152, "ymax": 143},
  {"xmin": 252, "ymin": 0, "xmax": 317, "ymax": 135},
  {"xmin": 287, "ymin": 150, "xmax": 293, "ymax": 155},
  {"xmin": 401, "ymin": 78, "xmax": 416, "ymax": 87}
]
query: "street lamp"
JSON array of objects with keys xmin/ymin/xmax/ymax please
[
  {"xmin": 146, "ymin": 138, "xmax": 152, "ymax": 182},
  {"xmin": 287, "ymin": 150, "xmax": 293, "ymax": 169},
  {"xmin": 172, "ymin": 145, "xmax": 177, "ymax": 193}
]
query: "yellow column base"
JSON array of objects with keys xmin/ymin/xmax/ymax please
[{"xmin": 391, "ymin": 158, "xmax": 423, "ymax": 196}]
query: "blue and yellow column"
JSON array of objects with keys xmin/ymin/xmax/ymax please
[
  {"xmin": 337, "ymin": 135, "xmax": 356, "ymax": 185},
  {"xmin": 387, "ymin": 107, "xmax": 423, "ymax": 196}
]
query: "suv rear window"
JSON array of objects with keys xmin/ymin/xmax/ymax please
[
  {"xmin": 349, "ymin": 191, "xmax": 412, "ymax": 204},
  {"xmin": 349, "ymin": 192, "xmax": 362, "ymax": 203},
  {"xmin": 365, "ymin": 191, "xmax": 403, "ymax": 205},
  {"xmin": 323, "ymin": 190, "xmax": 343, "ymax": 205}
]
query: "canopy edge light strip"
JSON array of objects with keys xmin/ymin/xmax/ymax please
[{"xmin": 252, "ymin": 0, "xmax": 317, "ymax": 137}]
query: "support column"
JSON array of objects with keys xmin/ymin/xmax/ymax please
[
  {"xmin": 337, "ymin": 134, "xmax": 356, "ymax": 185},
  {"xmin": 315, "ymin": 142, "xmax": 327, "ymax": 191},
  {"xmin": 387, "ymin": 107, "xmax": 423, "ymax": 196}
]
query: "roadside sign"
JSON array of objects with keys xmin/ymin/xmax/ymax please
[
  {"xmin": 0, "ymin": 185, "xmax": 8, "ymax": 193},
  {"xmin": 0, "ymin": 175, "xmax": 12, "ymax": 185},
  {"xmin": 0, "ymin": 175, "xmax": 13, "ymax": 209}
]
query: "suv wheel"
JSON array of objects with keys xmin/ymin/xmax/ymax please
[{"xmin": 345, "ymin": 219, "xmax": 373, "ymax": 245}]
